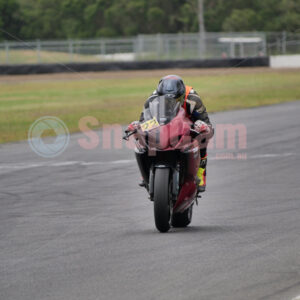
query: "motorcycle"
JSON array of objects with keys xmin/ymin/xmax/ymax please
[{"xmin": 123, "ymin": 95, "xmax": 210, "ymax": 233}]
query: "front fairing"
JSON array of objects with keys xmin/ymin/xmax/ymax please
[{"xmin": 136, "ymin": 108, "xmax": 194, "ymax": 152}]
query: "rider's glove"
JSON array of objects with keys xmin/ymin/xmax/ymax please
[
  {"xmin": 127, "ymin": 121, "xmax": 140, "ymax": 132},
  {"xmin": 194, "ymin": 120, "xmax": 210, "ymax": 134}
]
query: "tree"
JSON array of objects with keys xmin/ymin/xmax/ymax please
[
  {"xmin": 223, "ymin": 9, "xmax": 261, "ymax": 31},
  {"xmin": 3, "ymin": 0, "xmax": 298, "ymax": 40},
  {"xmin": 178, "ymin": 2, "xmax": 198, "ymax": 32},
  {"xmin": 20, "ymin": 0, "xmax": 64, "ymax": 39},
  {"xmin": 0, "ymin": 0, "xmax": 22, "ymax": 40},
  {"xmin": 147, "ymin": 7, "xmax": 165, "ymax": 33},
  {"xmin": 277, "ymin": 0, "xmax": 300, "ymax": 32}
]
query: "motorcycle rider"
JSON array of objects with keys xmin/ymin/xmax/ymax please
[{"xmin": 127, "ymin": 75, "xmax": 213, "ymax": 193}]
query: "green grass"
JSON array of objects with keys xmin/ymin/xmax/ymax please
[
  {"xmin": 0, "ymin": 69, "xmax": 299, "ymax": 143},
  {"xmin": 0, "ymin": 50, "xmax": 101, "ymax": 65}
]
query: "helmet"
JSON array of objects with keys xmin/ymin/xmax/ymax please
[{"xmin": 157, "ymin": 75, "xmax": 186, "ymax": 105}]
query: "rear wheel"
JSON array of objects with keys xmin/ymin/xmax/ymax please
[
  {"xmin": 153, "ymin": 168, "xmax": 171, "ymax": 233},
  {"xmin": 171, "ymin": 205, "xmax": 193, "ymax": 228}
]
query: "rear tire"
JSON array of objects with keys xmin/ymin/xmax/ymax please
[
  {"xmin": 153, "ymin": 168, "xmax": 171, "ymax": 233},
  {"xmin": 171, "ymin": 205, "xmax": 193, "ymax": 228}
]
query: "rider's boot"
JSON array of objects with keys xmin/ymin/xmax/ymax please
[
  {"xmin": 139, "ymin": 178, "xmax": 146, "ymax": 187},
  {"xmin": 197, "ymin": 156, "xmax": 207, "ymax": 193}
]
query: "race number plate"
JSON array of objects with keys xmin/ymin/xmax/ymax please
[{"xmin": 140, "ymin": 117, "xmax": 160, "ymax": 132}]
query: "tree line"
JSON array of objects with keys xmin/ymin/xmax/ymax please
[{"xmin": 0, "ymin": 0, "xmax": 299, "ymax": 40}]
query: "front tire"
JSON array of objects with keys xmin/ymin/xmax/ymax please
[
  {"xmin": 153, "ymin": 168, "xmax": 171, "ymax": 233},
  {"xmin": 171, "ymin": 205, "xmax": 193, "ymax": 228}
]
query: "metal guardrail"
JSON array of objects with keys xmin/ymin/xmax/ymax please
[{"xmin": 0, "ymin": 32, "xmax": 299, "ymax": 65}]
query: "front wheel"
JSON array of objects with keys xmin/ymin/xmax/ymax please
[
  {"xmin": 153, "ymin": 168, "xmax": 171, "ymax": 233},
  {"xmin": 171, "ymin": 205, "xmax": 193, "ymax": 228}
]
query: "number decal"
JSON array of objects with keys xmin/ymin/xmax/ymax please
[{"xmin": 141, "ymin": 117, "xmax": 159, "ymax": 132}]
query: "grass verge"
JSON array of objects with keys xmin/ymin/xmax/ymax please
[
  {"xmin": 0, "ymin": 68, "xmax": 299, "ymax": 143},
  {"xmin": 0, "ymin": 50, "xmax": 101, "ymax": 65}
]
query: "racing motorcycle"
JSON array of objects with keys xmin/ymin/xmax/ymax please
[{"xmin": 123, "ymin": 95, "xmax": 210, "ymax": 233}]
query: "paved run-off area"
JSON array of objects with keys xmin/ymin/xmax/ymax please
[{"xmin": 0, "ymin": 101, "xmax": 300, "ymax": 300}]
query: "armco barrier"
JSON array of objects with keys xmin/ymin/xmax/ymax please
[{"xmin": 0, "ymin": 57, "xmax": 269, "ymax": 75}]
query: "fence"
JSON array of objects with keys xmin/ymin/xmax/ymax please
[
  {"xmin": 267, "ymin": 32, "xmax": 300, "ymax": 55},
  {"xmin": 0, "ymin": 32, "xmax": 299, "ymax": 65}
]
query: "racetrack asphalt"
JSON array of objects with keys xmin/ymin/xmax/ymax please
[{"xmin": 0, "ymin": 101, "xmax": 300, "ymax": 300}]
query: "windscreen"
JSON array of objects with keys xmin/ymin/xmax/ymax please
[{"xmin": 143, "ymin": 95, "xmax": 180, "ymax": 125}]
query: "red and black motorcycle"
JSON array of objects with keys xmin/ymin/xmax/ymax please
[{"xmin": 124, "ymin": 95, "xmax": 210, "ymax": 233}]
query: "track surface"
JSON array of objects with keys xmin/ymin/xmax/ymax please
[{"xmin": 0, "ymin": 101, "xmax": 300, "ymax": 300}]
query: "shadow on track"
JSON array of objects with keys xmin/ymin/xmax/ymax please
[{"xmin": 124, "ymin": 224, "xmax": 254, "ymax": 236}]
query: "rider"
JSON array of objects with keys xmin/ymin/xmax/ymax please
[{"xmin": 128, "ymin": 75, "xmax": 213, "ymax": 192}]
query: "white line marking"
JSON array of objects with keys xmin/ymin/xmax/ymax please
[
  {"xmin": 0, "ymin": 160, "xmax": 136, "ymax": 171},
  {"xmin": 0, "ymin": 153, "xmax": 298, "ymax": 171},
  {"xmin": 292, "ymin": 295, "xmax": 300, "ymax": 300},
  {"xmin": 51, "ymin": 161, "xmax": 81, "ymax": 167},
  {"xmin": 251, "ymin": 153, "xmax": 296, "ymax": 159}
]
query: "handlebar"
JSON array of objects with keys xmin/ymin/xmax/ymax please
[
  {"xmin": 123, "ymin": 126, "xmax": 209, "ymax": 141},
  {"xmin": 123, "ymin": 129, "xmax": 137, "ymax": 141},
  {"xmin": 190, "ymin": 128, "xmax": 209, "ymax": 143},
  {"xmin": 190, "ymin": 128, "xmax": 200, "ymax": 136}
]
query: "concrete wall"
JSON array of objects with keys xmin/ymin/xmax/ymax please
[{"xmin": 270, "ymin": 55, "xmax": 300, "ymax": 68}]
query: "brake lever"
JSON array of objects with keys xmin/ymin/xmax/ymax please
[
  {"xmin": 190, "ymin": 129, "xmax": 199, "ymax": 135},
  {"xmin": 123, "ymin": 129, "xmax": 137, "ymax": 141},
  {"xmin": 190, "ymin": 129, "xmax": 200, "ymax": 138}
]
